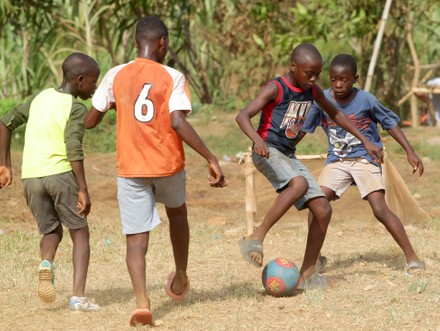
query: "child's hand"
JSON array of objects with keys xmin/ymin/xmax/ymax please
[
  {"xmin": 0, "ymin": 165, "xmax": 12, "ymax": 189},
  {"xmin": 77, "ymin": 190, "xmax": 91, "ymax": 217},
  {"xmin": 208, "ymin": 160, "xmax": 227, "ymax": 188},
  {"xmin": 364, "ymin": 141, "xmax": 383, "ymax": 163},
  {"xmin": 253, "ymin": 139, "xmax": 270, "ymax": 158},
  {"xmin": 407, "ymin": 151, "xmax": 424, "ymax": 176}
]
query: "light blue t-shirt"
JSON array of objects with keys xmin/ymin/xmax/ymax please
[{"xmin": 302, "ymin": 88, "xmax": 400, "ymax": 165}]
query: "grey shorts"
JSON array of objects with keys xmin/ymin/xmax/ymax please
[
  {"xmin": 252, "ymin": 147, "xmax": 324, "ymax": 210},
  {"xmin": 117, "ymin": 170, "xmax": 186, "ymax": 235},
  {"xmin": 23, "ymin": 172, "xmax": 87, "ymax": 235},
  {"xmin": 318, "ymin": 158, "xmax": 384, "ymax": 199}
]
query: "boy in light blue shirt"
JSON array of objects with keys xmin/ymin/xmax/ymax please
[{"xmin": 301, "ymin": 54, "xmax": 425, "ymax": 272}]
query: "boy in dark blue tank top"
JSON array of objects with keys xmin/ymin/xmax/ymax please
[{"xmin": 236, "ymin": 43, "xmax": 383, "ymax": 290}]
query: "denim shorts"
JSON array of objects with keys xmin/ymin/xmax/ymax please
[{"xmin": 252, "ymin": 147, "xmax": 324, "ymax": 210}]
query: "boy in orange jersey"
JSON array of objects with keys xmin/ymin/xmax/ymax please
[{"xmin": 84, "ymin": 16, "xmax": 226, "ymax": 326}]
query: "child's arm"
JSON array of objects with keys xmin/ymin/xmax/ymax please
[
  {"xmin": 70, "ymin": 160, "xmax": 91, "ymax": 217},
  {"xmin": 67, "ymin": 103, "xmax": 91, "ymax": 217},
  {"xmin": 314, "ymin": 86, "xmax": 384, "ymax": 163},
  {"xmin": 84, "ymin": 106, "xmax": 107, "ymax": 129},
  {"xmin": 387, "ymin": 126, "xmax": 424, "ymax": 176},
  {"xmin": 236, "ymin": 83, "xmax": 279, "ymax": 158},
  {"xmin": 0, "ymin": 102, "xmax": 30, "ymax": 188},
  {"xmin": 0, "ymin": 122, "xmax": 12, "ymax": 188},
  {"xmin": 294, "ymin": 131, "xmax": 307, "ymax": 146},
  {"xmin": 171, "ymin": 110, "xmax": 227, "ymax": 188}
]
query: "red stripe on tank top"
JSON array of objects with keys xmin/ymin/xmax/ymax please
[
  {"xmin": 258, "ymin": 81, "xmax": 283, "ymax": 139},
  {"xmin": 280, "ymin": 76, "xmax": 304, "ymax": 93}
]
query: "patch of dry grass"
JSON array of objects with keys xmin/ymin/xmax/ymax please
[{"xmin": 1, "ymin": 204, "xmax": 439, "ymax": 330}]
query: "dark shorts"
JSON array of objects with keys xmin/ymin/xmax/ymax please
[{"xmin": 23, "ymin": 172, "xmax": 87, "ymax": 234}]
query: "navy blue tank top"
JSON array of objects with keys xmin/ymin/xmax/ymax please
[{"xmin": 257, "ymin": 75, "xmax": 316, "ymax": 155}]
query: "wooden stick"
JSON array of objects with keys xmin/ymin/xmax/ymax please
[
  {"xmin": 242, "ymin": 149, "xmax": 257, "ymax": 235},
  {"xmin": 364, "ymin": 0, "xmax": 393, "ymax": 92},
  {"xmin": 296, "ymin": 154, "xmax": 327, "ymax": 160}
]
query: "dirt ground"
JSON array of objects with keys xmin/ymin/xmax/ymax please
[{"xmin": 1, "ymin": 125, "xmax": 439, "ymax": 330}]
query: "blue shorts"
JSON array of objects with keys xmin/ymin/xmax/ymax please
[{"xmin": 252, "ymin": 147, "xmax": 324, "ymax": 210}]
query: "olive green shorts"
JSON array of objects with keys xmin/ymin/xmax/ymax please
[{"xmin": 23, "ymin": 171, "xmax": 87, "ymax": 234}]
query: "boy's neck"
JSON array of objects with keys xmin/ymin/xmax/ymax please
[
  {"xmin": 331, "ymin": 87, "xmax": 357, "ymax": 104},
  {"xmin": 137, "ymin": 44, "xmax": 162, "ymax": 63},
  {"xmin": 59, "ymin": 83, "xmax": 77, "ymax": 98},
  {"xmin": 284, "ymin": 73, "xmax": 299, "ymax": 88}
]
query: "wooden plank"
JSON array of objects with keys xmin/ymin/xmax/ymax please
[{"xmin": 412, "ymin": 86, "xmax": 440, "ymax": 94}]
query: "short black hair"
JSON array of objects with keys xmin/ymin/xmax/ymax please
[
  {"xmin": 62, "ymin": 52, "xmax": 99, "ymax": 80},
  {"xmin": 330, "ymin": 54, "xmax": 357, "ymax": 75},
  {"xmin": 290, "ymin": 43, "xmax": 322, "ymax": 64},
  {"xmin": 135, "ymin": 15, "xmax": 168, "ymax": 43}
]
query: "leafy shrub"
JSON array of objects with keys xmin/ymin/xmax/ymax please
[{"xmin": 0, "ymin": 99, "xmax": 19, "ymax": 117}]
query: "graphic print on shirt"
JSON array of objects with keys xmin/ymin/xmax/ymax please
[
  {"xmin": 280, "ymin": 100, "xmax": 312, "ymax": 139},
  {"xmin": 329, "ymin": 128, "xmax": 361, "ymax": 157}
]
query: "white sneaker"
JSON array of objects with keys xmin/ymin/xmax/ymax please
[{"xmin": 69, "ymin": 296, "xmax": 100, "ymax": 312}]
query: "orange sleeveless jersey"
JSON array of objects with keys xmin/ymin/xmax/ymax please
[{"xmin": 98, "ymin": 58, "xmax": 192, "ymax": 177}]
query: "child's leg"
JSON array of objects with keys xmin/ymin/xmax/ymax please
[
  {"xmin": 245, "ymin": 176, "xmax": 309, "ymax": 265},
  {"xmin": 367, "ymin": 191, "xmax": 420, "ymax": 262},
  {"xmin": 69, "ymin": 225, "xmax": 90, "ymax": 297},
  {"xmin": 166, "ymin": 203, "xmax": 189, "ymax": 295},
  {"xmin": 126, "ymin": 232, "xmax": 150, "ymax": 309},
  {"xmin": 301, "ymin": 197, "xmax": 331, "ymax": 278},
  {"xmin": 306, "ymin": 186, "xmax": 337, "ymax": 229},
  {"xmin": 40, "ymin": 223, "xmax": 63, "ymax": 261}
]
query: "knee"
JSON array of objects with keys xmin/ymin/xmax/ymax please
[
  {"xmin": 311, "ymin": 198, "xmax": 332, "ymax": 223},
  {"xmin": 319, "ymin": 200, "xmax": 332, "ymax": 222},
  {"xmin": 166, "ymin": 204, "xmax": 188, "ymax": 219},
  {"xmin": 289, "ymin": 176, "xmax": 309, "ymax": 196},
  {"xmin": 126, "ymin": 234, "xmax": 149, "ymax": 251},
  {"xmin": 48, "ymin": 224, "xmax": 64, "ymax": 240}
]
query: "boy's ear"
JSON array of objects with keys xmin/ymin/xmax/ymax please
[
  {"xmin": 159, "ymin": 36, "xmax": 167, "ymax": 49},
  {"xmin": 354, "ymin": 74, "xmax": 359, "ymax": 84},
  {"xmin": 290, "ymin": 60, "xmax": 297, "ymax": 73},
  {"xmin": 77, "ymin": 74, "xmax": 84, "ymax": 87}
]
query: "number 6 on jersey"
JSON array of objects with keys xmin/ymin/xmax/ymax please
[{"xmin": 134, "ymin": 84, "xmax": 155, "ymax": 122}]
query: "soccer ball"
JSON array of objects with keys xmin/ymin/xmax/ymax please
[{"xmin": 261, "ymin": 257, "xmax": 300, "ymax": 297}]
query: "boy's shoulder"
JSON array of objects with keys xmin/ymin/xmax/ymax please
[
  {"xmin": 355, "ymin": 89, "xmax": 378, "ymax": 102},
  {"xmin": 36, "ymin": 88, "xmax": 78, "ymax": 105},
  {"xmin": 161, "ymin": 64, "xmax": 186, "ymax": 82}
]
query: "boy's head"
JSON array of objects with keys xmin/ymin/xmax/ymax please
[
  {"xmin": 61, "ymin": 52, "xmax": 100, "ymax": 100},
  {"xmin": 135, "ymin": 15, "xmax": 169, "ymax": 63},
  {"xmin": 329, "ymin": 54, "xmax": 359, "ymax": 100},
  {"xmin": 290, "ymin": 43, "xmax": 323, "ymax": 90}
]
